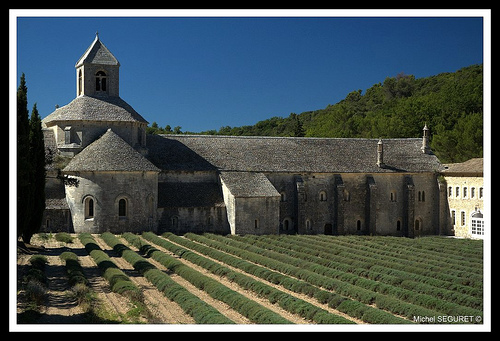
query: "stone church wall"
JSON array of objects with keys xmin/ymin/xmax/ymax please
[
  {"xmin": 65, "ymin": 170, "xmax": 158, "ymax": 233},
  {"xmin": 265, "ymin": 171, "xmax": 441, "ymax": 237}
]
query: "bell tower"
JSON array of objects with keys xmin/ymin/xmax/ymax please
[{"xmin": 75, "ymin": 32, "xmax": 120, "ymax": 97}]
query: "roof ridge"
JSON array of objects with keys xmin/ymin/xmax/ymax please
[{"xmin": 160, "ymin": 134, "xmax": 420, "ymax": 141}]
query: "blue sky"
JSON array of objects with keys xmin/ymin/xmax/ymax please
[{"xmin": 14, "ymin": 11, "xmax": 486, "ymax": 133}]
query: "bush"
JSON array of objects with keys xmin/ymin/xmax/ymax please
[{"xmin": 55, "ymin": 232, "xmax": 74, "ymax": 243}]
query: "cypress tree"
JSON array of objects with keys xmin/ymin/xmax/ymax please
[
  {"xmin": 25, "ymin": 103, "xmax": 46, "ymax": 243},
  {"xmin": 17, "ymin": 74, "xmax": 46, "ymax": 244},
  {"xmin": 17, "ymin": 73, "xmax": 32, "ymax": 242}
]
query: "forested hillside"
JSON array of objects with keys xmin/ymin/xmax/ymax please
[{"xmin": 149, "ymin": 64, "xmax": 483, "ymax": 163}]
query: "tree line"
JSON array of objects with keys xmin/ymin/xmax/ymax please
[{"xmin": 148, "ymin": 64, "xmax": 483, "ymax": 163}]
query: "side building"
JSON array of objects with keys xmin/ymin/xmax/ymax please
[{"xmin": 441, "ymin": 158, "xmax": 484, "ymax": 239}]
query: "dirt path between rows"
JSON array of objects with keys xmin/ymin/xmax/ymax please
[
  {"xmin": 111, "ymin": 235, "xmax": 251, "ymax": 324},
  {"xmin": 156, "ymin": 234, "xmax": 364, "ymax": 324},
  {"xmin": 36, "ymin": 249, "xmax": 86, "ymax": 324},
  {"xmin": 138, "ymin": 234, "xmax": 312, "ymax": 324},
  {"xmin": 91, "ymin": 235, "xmax": 196, "ymax": 324}
]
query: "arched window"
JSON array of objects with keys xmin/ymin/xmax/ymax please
[
  {"xmin": 95, "ymin": 71, "xmax": 107, "ymax": 91},
  {"xmin": 470, "ymin": 210, "xmax": 484, "ymax": 237},
  {"xmin": 396, "ymin": 220, "xmax": 401, "ymax": 231},
  {"xmin": 343, "ymin": 189, "xmax": 350, "ymax": 202},
  {"xmin": 415, "ymin": 218, "xmax": 421, "ymax": 231},
  {"xmin": 147, "ymin": 196, "xmax": 155, "ymax": 218},
  {"xmin": 84, "ymin": 197, "xmax": 94, "ymax": 220},
  {"xmin": 171, "ymin": 216, "xmax": 179, "ymax": 228},
  {"xmin": 356, "ymin": 220, "xmax": 362, "ymax": 231},
  {"xmin": 319, "ymin": 190, "xmax": 327, "ymax": 202},
  {"xmin": 118, "ymin": 198, "xmax": 127, "ymax": 217},
  {"xmin": 78, "ymin": 70, "xmax": 82, "ymax": 96},
  {"xmin": 280, "ymin": 191, "xmax": 287, "ymax": 202},
  {"xmin": 283, "ymin": 217, "xmax": 292, "ymax": 231}
]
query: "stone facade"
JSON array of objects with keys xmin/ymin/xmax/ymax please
[
  {"xmin": 442, "ymin": 158, "xmax": 484, "ymax": 239},
  {"xmin": 42, "ymin": 34, "xmax": 457, "ymax": 237}
]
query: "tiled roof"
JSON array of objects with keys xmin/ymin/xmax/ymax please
[
  {"xmin": 42, "ymin": 95, "xmax": 148, "ymax": 125},
  {"xmin": 146, "ymin": 134, "xmax": 443, "ymax": 174},
  {"xmin": 75, "ymin": 35, "xmax": 119, "ymax": 67},
  {"xmin": 220, "ymin": 171, "xmax": 280, "ymax": 197},
  {"xmin": 442, "ymin": 158, "xmax": 483, "ymax": 175},
  {"xmin": 63, "ymin": 129, "xmax": 160, "ymax": 172}
]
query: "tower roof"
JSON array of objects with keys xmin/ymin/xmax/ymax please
[
  {"xmin": 75, "ymin": 33, "xmax": 120, "ymax": 67},
  {"xmin": 42, "ymin": 95, "xmax": 148, "ymax": 125},
  {"xmin": 63, "ymin": 129, "xmax": 159, "ymax": 172}
]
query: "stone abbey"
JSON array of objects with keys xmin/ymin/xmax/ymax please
[{"xmin": 41, "ymin": 34, "xmax": 477, "ymax": 237}]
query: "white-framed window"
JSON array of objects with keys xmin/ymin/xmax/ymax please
[{"xmin": 470, "ymin": 210, "xmax": 484, "ymax": 236}]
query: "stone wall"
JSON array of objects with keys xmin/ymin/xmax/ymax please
[
  {"xmin": 443, "ymin": 174, "xmax": 484, "ymax": 238},
  {"xmin": 64, "ymin": 170, "xmax": 158, "ymax": 233}
]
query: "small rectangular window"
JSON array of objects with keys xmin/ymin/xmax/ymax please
[{"xmin": 64, "ymin": 126, "xmax": 72, "ymax": 144}]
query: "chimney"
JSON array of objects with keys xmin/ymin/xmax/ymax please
[
  {"xmin": 421, "ymin": 124, "xmax": 430, "ymax": 154},
  {"xmin": 377, "ymin": 138, "xmax": 385, "ymax": 168}
]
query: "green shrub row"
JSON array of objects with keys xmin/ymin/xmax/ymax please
[
  {"xmin": 250, "ymin": 235, "xmax": 482, "ymax": 310},
  {"xmin": 141, "ymin": 232, "xmax": 354, "ymax": 324},
  {"xmin": 119, "ymin": 232, "xmax": 292, "ymax": 324},
  {"xmin": 24, "ymin": 255, "xmax": 48, "ymax": 285},
  {"xmin": 78, "ymin": 233, "xmax": 142, "ymax": 301},
  {"xmin": 59, "ymin": 251, "xmax": 89, "ymax": 287},
  {"xmin": 98, "ymin": 232, "xmax": 234, "ymax": 324},
  {"xmin": 366, "ymin": 236, "xmax": 482, "ymax": 262},
  {"xmin": 303, "ymin": 235, "xmax": 483, "ymax": 281},
  {"xmin": 272, "ymin": 234, "xmax": 482, "ymax": 297},
  {"xmin": 183, "ymin": 233, "xmax": 413, "ymax": 324},
  {"xmin": 200, "ymin": 233, "xmax": 483, "ymax": 322},
  {"xmin": 23, "ymin": 255, "xmax": 49, "ymax": 308},
  {"xmin": 230, "ymin": 234, "xmax": 483, "ymax": 319}
]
